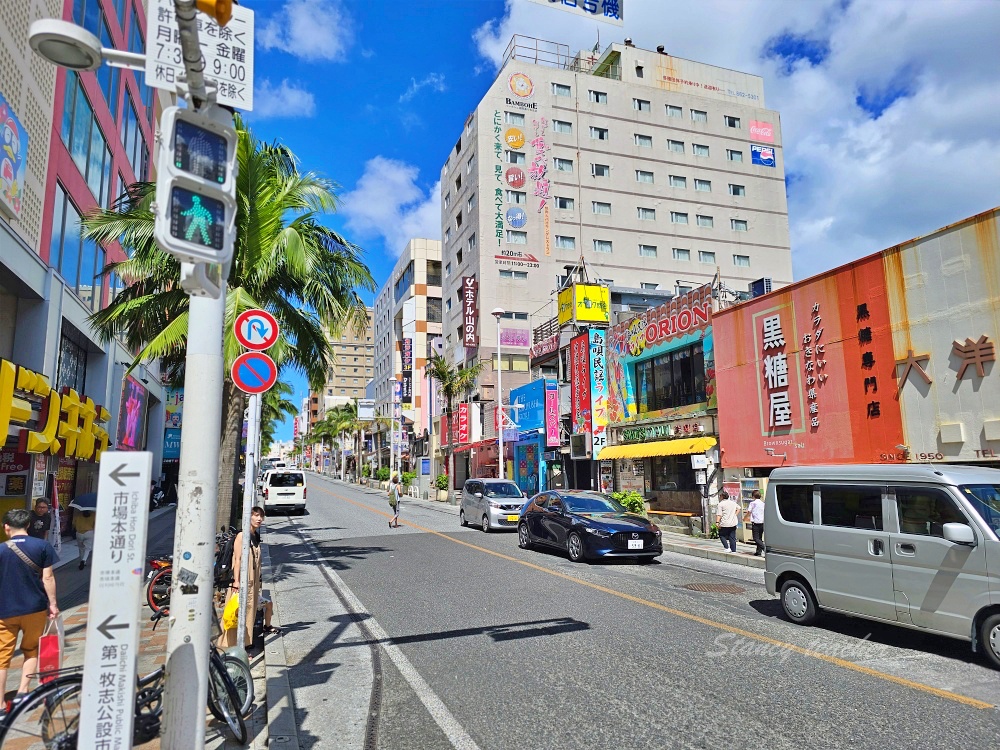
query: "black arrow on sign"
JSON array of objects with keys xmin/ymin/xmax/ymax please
[
  {"xmin": 109, "ymin": 464, "xmax": 140, "ymax": 486},
  {"xmin": 97, "ymin": 615, "xmax": 130, "ymax": 640}
]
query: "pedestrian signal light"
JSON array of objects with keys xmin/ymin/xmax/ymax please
[
  {"xmin": 195, "ymin": 0, "xmax": 233, "ymax": 26},
  {"xmin": 154, "ymin": 105, "xmax": 238, "ymax": 265}
]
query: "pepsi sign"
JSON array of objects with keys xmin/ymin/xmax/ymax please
[
  {"xmin": 506, "ymin": 207, "xmax": 527, "ymax": 228},
  {"xmin": 751, "ymin": 145, "xmax": 775, "ymax": 168}
]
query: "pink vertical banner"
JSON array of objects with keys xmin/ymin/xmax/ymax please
[{"xmin": 545, "ymin": 386, "xmax": 560, "ymax": 447}]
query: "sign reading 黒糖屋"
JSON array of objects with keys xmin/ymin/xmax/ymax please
[{"xmin": 462, "ymin": 276, "xmax": 479, "ymax": 348}]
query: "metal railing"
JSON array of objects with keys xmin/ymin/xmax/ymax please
[
  {"xmin": 500, "ymin": 35, "xmax": 621, "ymax": 80},
  {"xmin": 532, "ymin": 315, "xmax": 560, "ymax": 344}
]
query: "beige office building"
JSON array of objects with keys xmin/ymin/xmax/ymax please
[
  {"xmin": 319, "ymin": 307, "xmax": 375, "ymax": 414},
  {"xmin": 439, "ymin": 36, "xmax": 793, "ymax": 405}
]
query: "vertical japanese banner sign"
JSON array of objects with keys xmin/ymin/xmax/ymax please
[
  {"xmin": 545, "ymin": 383, "xmax": 560, "ymax": 447},
  {"xmin": 760, "ymin": 309, "xmax": 794, "ymax": 432},
  {"xmin": 570, "ymin": 333, "xmax": 592, "ymax": 438},
  {"xmin": 462, "ymin": 276, "xmax": 479, "ymax": 348},
  {"xmin": 458, "ymin": 403, "xmax": 470, "ymax": 445},
  {"xmin": 589, "ymin": 329, "xmax": 608, "ymax": 459},
  {"xmin": 401, "ymin": 338, "xmax": 413, "ymax": 405}
]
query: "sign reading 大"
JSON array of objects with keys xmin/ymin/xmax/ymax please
[
  {"xmin": 751, "ymin": 145, "xmax": 776, "ymax": 167},
  {"xmin": 0, "ymin": 92, "xmax": 28, "ymax": 219},
  {"xmin": 506, "ymin": 207, "xmax": 527, "ymax": 228}
]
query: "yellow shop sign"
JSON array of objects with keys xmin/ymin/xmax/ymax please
[
  {"xmin": 0, "ymin": 358, "xmax": 110, "ymax": 463},
  {"xmin": 557, "ymin": 284, "xmax": 610, "ymax": 326}
]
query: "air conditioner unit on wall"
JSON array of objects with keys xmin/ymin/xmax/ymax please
[
  {"xmin": 569, "ymin": 433, "xmax": 592, "ymax": 460},
  {"xmin": 748, "ymin": 278, "xmax": 773, "ymax": 298}
]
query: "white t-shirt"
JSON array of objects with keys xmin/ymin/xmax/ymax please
[
  {"xmin": 748, "ymin": 499, "xmax": 765, "ymax": 524},
  {"xmin": 717, "ymin": 499, "xmax": 740, "ymax": 528}
]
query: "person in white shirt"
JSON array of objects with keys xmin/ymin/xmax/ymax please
[
  {"xmin": 746, "ymin": 489, "xmax": 765, "ymax": 556},
  {"xmin": 715, "ymin": 491, "xmax": 741, "ymax": 553}
]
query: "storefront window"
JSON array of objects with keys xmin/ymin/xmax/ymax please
[
  {"xmin": 57, "ymin": 334, "xmax": 87, "ymax": 394},
  {"xmin": 635, "ymin": 342, "xmax": 706, "ymax": 414},
  {"xmin": 650, "ymin": 456, "xmax": 697, "ymax": 492}
]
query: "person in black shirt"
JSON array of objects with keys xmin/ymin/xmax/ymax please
[{"xmin": 27, "ymin": 499, "xmax": 52, "ymax": 541}]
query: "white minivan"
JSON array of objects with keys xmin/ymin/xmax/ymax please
[
  {"xmin": 764, "ymin": 464, "xmax": 1000, "ymax": 667},
  {"xmin": 262, "ymin": 469, "xmax": 307, "ymax": 514}
]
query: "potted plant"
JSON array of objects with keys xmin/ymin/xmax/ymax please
[
  {"xmin": 611, "ymin": 490, "xmax": 647, "ymax": 516},
  {"xmin": 434, "ymin": 474, "xmax": 449, "ymax": 502}
]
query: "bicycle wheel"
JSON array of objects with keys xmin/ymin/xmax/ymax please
[
  {"xmin": 0, "ymin": 675, "xmax": 82, "ymax": 749},
  {"xmin": 207, "ymin": 653, "xmax": 247, "ymax": 743},
  {"xmin": 146, "ymin": 567, "xmax": 172, "ymax": 613},
  {"xmin": 221, "ymin": 654, "xmax": 254, "ymax": 718}
]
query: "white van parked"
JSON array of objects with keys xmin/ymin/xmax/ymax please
[
  {"xmin": 262, "ymin": 469, "xmax": 307, "ymax": 514},
  {"xmin": 765, "ymin": 464, "xmax": 1000, "ymax": 667}
]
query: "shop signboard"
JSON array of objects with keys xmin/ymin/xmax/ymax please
[
  {"xmin": 116, "ymin": 375, "xmax": 149, "ymax": 451},
  {"xmin": 557, "ymin": 284, "xmax": 610, "ymax": 326},
  {"xmin": 164, "ymin": 388, "xmax": 183, "ymax": 428},
  {"xmin": 529, "ymin": 333, "xmax": 559, "ymax": 361},
  {"xmin": 457, "ymin": 403, "xmax": 470, "ymax": 445},
  {"xmin": 619, "ymin": 419, "xmax": 711, "ymax": 444},
  {"xmin": 462, "ymin": 276, "xmax": 479, "ymax": 348},
  {"xmin": 499, "ymin": 329, "xmax": 530, "ymax": 347},
  {"xmin": 545, "ymin": 383, "xmax": 560, "ymax": 447},
  {"xmin": 569, "ymin": 333, "xmax": 592, "ymax": 440},
  {"xmin": 751, "ymin": 145, "xmax": 776, "ymax": 167},
  {"xmin": 589, "ymin": 329, "xmax": 608, "ymax": 459},
  {"xmin": 0, "ymin": 93, "xmax": 28, "ymax": 220},
  {"xmin": 509, "ymin": 379, "xmax": 553, "ymax": 432}
]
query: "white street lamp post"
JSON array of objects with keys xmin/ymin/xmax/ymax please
[{"xmin": 492, "ymin": 307, "xmax": 505, "ymax": 479}]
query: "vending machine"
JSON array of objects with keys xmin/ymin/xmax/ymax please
[{"xmin": 737, "ymin": 476, "xmax": 768, "ymax": 543}]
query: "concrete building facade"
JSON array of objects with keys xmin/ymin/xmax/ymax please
[{"xmin": 318, "ymin": 307, "xmax": 375, "ymax": 414}]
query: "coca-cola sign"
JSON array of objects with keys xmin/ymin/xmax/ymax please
[
  {"xmin": 462, "ymin": 276, "xmax": 479, "ymax": 348},
  {"xmin": 749, "ymin": 120, "xmax": 774, "ymax": 143}
]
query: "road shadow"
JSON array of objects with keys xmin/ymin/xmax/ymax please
[{"xmin": 266, "ymin": 539, "xmax": 393, "ymax": 583}]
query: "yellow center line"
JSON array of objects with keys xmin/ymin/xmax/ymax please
[{"xmin": 310, "ymin": 482, "xmax": 995, "ymax": 710}]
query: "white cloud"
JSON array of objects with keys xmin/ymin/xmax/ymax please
[
  {"xmin": 339, "ymin": 157, "xmax": 441, "ymax": 256},
  {"xmin": 474, "ymin": 0, "xmax": 1000, "ymax": 280},
  {"xmin": 259, "ymin": 0, "xmax": 353, "ymax": 61},
  {"xmin": 252, "ymin": 79, "xmax": 316, "ymax": 119},
  {"xmin": 399, "ymin": 73, "xmax": 447, "ymax": 103}
]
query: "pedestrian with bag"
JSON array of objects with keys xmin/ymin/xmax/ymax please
[
  {"xmin": 0, "ymin": 509, "xmax": 59, "ymax": 714},
  {"xmin": 218, "ymin": 506, "xmax": 277, "ymax": 655},
  {"xmin": 715, "ymin": 490, "xmax": 740, "ymax": 554},
  {"xmin": 388, "ymin": 473, "xmax": 401, "ymax": 529},
  {"xmin": 72, "ymin": 507, "xmax": 95, "ymax": 570},
  {"xmin": 746, "ymin": 489, "xmax": 765, "ymax": 556}
]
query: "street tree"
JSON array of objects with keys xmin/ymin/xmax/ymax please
[
  {"xmin": 425, "ymin": 356, "xmax": 485, "ymax": 501},
  {"xmin": 83, "ymin": 118, "xmax": 374, "ymax": 528}
]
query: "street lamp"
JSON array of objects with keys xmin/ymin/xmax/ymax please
[
  {"xmin": 491, "ymin": 307, "xmax": 505, "ymax": 479},
  {"xmin": 29, "ymin": 19, "xmax": 146, "ymax": 71}
]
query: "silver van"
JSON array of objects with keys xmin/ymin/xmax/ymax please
[{"xmin": 764, "ymin": 464, "xmax": 1000, "ymax": 668}]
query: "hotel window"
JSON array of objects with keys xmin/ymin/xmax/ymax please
[
  {"xmin": 555, "ymin": 196, "xmax": 574, "ymax": 210},
  {"xmin": 666, "ymin": 104, "xmax": 683, "ymax": 118},
  {"xmin": 467, "ymin": 193, "xmax": 476, "ymax": 210},
  {"xmin": 635, "ymin": 170, "xmax": 654, "ymax": 184},
  {"xmin": 506, "ymin": 190, "xmax": 526, "ymax": 204},
  {"xmin": 444, "ymin": 192, "xmax": 451, "ymax": 209},
  {"xmin": 641, "ymin": 282, "xmax": 659, "ymax": 289},
  {"xmin": 500, "ymin": 270, "xmax": 529, "ymax": 280},
  {"xmin": 693, "ymin": 143, "xmax": 710, "ymax": 157},
  {"xmin": 493, "ymin": 354, "xmax": 530, "ymax": 371},
  {"xmin": 699, "ymin": 250, "xmax": 716, "ymax": 264},
  {"xmin": 733, "ymin": 254, "xmax": 751, "ymax": 267},
  {"xmin": 725, "ymin": 115, "xmax": 741, "ymax": 128},
  {"xmin": 455, "ymin": 175, "xmax": 461, "ymax": 191},
  {"xmin": 455, "ymin": 211, "xmax": 463, "ymax": 228},
  {"xmin": 506, "ymin": 150, "xmax": 525, "ymax": 165},
  {"xmin": 552, "ymin": 83, "xmax": 572, "ymax": 97},
  {"xmin": 669, "ymin": 175, "xmax": 687, "ymax": 189},
  {"xmin": 445, "ymin": 262, "xmax": 451, "ymax": 277},
  {"xmin": 593, "ymin": 239, "xmax": 613, "ymax": 253},
  {"xmin": 633, "ymin": 98, "xmax": 651, "ymax": 112},
  {"xmin": 697, "ymin": 214, "xmax": 714, "ymax": 228},
  {"xmin": 727, "ymin": 149, "xmax": 743, "ymax": 162},
  {"xmin": 671, "ymin": 211, "xmax": 689, "ymax": 224},
  {"xmin": 506, "ymin": 230, "xmax": 527, "ymax": 244},
  {"xmin": 732, "ymin": 219, "xmax": 749, "ymax": 232},
  {"xmin": 468, "ymin": 233, "xmax": 477, "ymax": 251},
  {"xmin": 555, "ymin": 235, "xmax": 576, "ymax": 250},
  {"xmin": 672, "ymin": 248, "xmax": 691, "ymax": 261},
  {"xmin": 61, "ymin": 72, "xmax": 114, "ymax": 206},
  {"xmin": 729, "ymin": 184, "xmax": 746, "ymax": 197},
  {"xmin": 589, "ymin": 90, "xmax": 608, "ymax": 104},
  {"xmin": 554, "ymin": 157, "xmax": 574, "ymax": 172},
  {"xmin": 590, "ymin": 126, "xmax": 609, "ymax": 140},
  {"xmin": 466, "ymin": 156, "xmax": 474, "ymax": 174},
  {"xmin": 637, "ymin": 207, "xmax": 656, "ymax": 220},
  {"xmin": 444, "ymin": 227, "xmax": 451, "ymax": 243},
  {"xmin": 634, "ymin": 133, "xmax": 653, "ymax": 147},
  {"xmin": 638, "ymin": 244, "xmax": 657, "ymax": 258},
  {"xmin": 691, "ymin": 109, "xmax": 708, "ymax": 123},
  {"xmin": 592, "ymin": 201, "xmax": 611, "ymax": 216},
  {"xmin": 552, "ymin": 120, "xmax": 573, "ymax": 134},
  {"xmin": 592, "ymin": 163, "xmax": 610, "ymax": 177},
  {"xmin": 695, "ymin": 179, "xmax": 711, "ymax": 192},
  {"xmin": 667, "ymin": 139, "xmax": 684, "ymax": 153},
  {"xmin": 505, "ymin": 111, "xmax": 525, "ymax": 125}
]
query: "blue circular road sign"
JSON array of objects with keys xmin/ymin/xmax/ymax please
[{"xmin": 231, "ymin": 351, "xmax": 278, "ymax": 395}]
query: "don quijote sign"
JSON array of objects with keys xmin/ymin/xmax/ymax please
[{"xmin": 463, "ymin": 276, "xmax": 479, "ymax": 348}]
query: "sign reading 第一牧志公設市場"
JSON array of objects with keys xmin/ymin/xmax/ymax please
[{"xmin": 145, "ymin": 0, "xmax": 255, "ymax": 110}]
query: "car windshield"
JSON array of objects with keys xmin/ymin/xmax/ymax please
[
  {"xmin": 563, "ymin": 494, "xmax": 627, "ymax": 514},
  {"xmin": 270, "ymin": 473, "xmax": 304, "ymax": 487},
  {"xmin": 959, "ymin": 484, "xmax": 1000, "ymax": 537},
  {"xmin": 484, "ymin": 483, "xmax": 522, "ymax": 498}
]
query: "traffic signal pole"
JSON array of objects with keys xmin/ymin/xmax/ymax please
[{"xmin": 162, "ymin": 2, "xmax": 231, "ymax": 747}]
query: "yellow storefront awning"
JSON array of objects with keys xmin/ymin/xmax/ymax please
[{"xmin": 599, "ymin": 437, "xmax": 717, "ymax": 460}]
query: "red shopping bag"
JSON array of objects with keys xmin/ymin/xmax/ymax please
[{"xmin": 38, "ymin": 615, "xmax": 64, "ymax": 683}]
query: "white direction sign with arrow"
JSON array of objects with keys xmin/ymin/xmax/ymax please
[{"xmin": 79, "ymin": 451, "xmax": 153, "ymax": 750}]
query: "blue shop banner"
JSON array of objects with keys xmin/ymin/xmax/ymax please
[{"xmin": 163, "ymin": 428, "xmax": 181, "ymax": 460}]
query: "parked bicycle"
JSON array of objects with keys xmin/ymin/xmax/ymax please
[
  {"xmin": 0, "ymin": 609, "xmax": 252, "ymax": 748},
  {"xmin": 145, "ymin": 527, "xmax": 238, "ymax": 614}
]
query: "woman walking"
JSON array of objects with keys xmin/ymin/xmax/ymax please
[{"xmin": 388, "ymin": 473, "xmax": 401, "ymax": 528}]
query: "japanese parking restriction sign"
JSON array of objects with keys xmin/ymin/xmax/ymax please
[
  {"xmin": 234, "ymin": 308, "xmax": 279, "ymax": 351},
  {"xmin": 232, "ymin": 351, "xmax": 278, "ymax": 394}
]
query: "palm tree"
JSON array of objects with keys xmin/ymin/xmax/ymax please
[
  {"xmin": 324, "ymin": 401, "xmax": 360, "ymax": 480},
  {"xmin": 425, "ymin": 356, "xmax": 486, "ymax": 502},
  {"xmin": 83, "ymin": 117, "xmax": 374, "ymax": 528}
]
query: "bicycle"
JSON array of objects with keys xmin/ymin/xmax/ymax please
[
  {"xmin": 0, "ymin": 610, "xmax": 251, "ymax": 748},
  {"xmin": 145, "ymin": 528, "xmax": 238, "ymax": 615}
]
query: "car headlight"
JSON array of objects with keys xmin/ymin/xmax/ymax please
[
  {"xmin": 583, "ymin": 527, "xmax": 611, "ymax": 537},
  {"xmin": 488, "ymin": 501, "xmax": 503, "ymax": 509},
  {"xmin": 652, "ymin": 527, "xmax": 662, "ymax": 536}
]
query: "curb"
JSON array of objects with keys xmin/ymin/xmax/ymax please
[
  {"xmin": 660, "ymin": 538, "xmax": 766, "ymax": 569},
  {"xmin": 260, "ymin": 541, "xmax": 301, "ymax": 750}
]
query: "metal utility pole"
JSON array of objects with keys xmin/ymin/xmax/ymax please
[{"xmin": 236, "ymin": 392, "xmax": 260, "ymax": 651}]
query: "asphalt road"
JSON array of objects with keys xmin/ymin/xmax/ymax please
[{"xmin": 266, "ymin": 474, "xmax": 1000, "ymax": 750}]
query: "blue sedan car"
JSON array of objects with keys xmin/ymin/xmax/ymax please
[{"xmin": 518, "ymin": 490, "xmax": 662, "ymax": 563}]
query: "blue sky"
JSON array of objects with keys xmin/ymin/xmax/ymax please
[{"xmin": 244, "ymin": 0, "xmax": 1000, "ymax": 442}]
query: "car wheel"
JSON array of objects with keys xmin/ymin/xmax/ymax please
[
  {"xmin": 482, "ymin": 514, "xmax": 491, "ymax": 533},
  {"xmin": 518, "ymin": 523, "xmax": 532, "ymax": 549},
  {"xmin": 980, "ymin": 613, "xmax": 1000, "ymax": 669},
  {"xmin": 567, "ymin": 532, "xmax": 586, "ymax": 563},
  {"xmin": 780, "ymin": 579, "xmax": 818, "ymax": 625},
  {"xmin": 459, "ymin": 509, "xmax": 467, "ymax": 527}
]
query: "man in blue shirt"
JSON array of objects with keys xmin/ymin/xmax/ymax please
[{"xmin": 1, "ymin": 509, "xmax": 59, "ymax": 707}]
